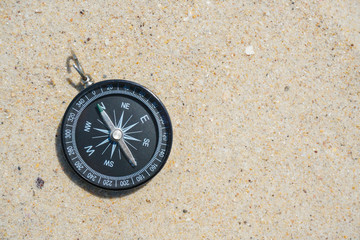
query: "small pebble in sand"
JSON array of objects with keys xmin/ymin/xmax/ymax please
[
  {"xmin": 36, "ymin": 177, "xmax": 45, "ymax": 189},
  {"xmin": 245, "ymin": 45, "xmax": 255, "ymax": 55}
]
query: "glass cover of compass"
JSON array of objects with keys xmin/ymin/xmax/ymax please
[{"xmin": 61, "ymin": 80, "xmax": 172, "ymax": 190}]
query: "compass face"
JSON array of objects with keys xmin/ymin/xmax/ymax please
[{"xmin": 61, "ymin": 80, "xmax": 172, "ymax": 190}]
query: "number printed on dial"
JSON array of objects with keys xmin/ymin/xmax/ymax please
[{"xmin": 61, "ymin": 80, "xmax": 172, "ymax": 190}]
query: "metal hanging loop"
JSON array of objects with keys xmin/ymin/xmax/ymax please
[{"xmin": 68, "ymin": 51, "xmax": 94, "ymax": 88}]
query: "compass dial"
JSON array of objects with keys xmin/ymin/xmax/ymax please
[{"xmin": 61, "ymin": 80, "xmax": 172, "ymax": 190}]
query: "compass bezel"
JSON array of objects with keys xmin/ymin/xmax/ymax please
[{"xmin": 60, "ymin": 80, "xmax": 173, "ymax": 190}]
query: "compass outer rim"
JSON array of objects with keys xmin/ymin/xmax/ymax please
[{"xmin": 60, "ymin": 79, "xmax": 173, "ymax": 190}]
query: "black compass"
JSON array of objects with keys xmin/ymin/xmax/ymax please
[{"xmin": 61, "ymin": 55, "xmax": 172, "ymax": 190}]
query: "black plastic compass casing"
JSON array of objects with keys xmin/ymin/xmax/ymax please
[{"xmin": 61, "ymin": 80, "xmax": 172, "ymax": 190}]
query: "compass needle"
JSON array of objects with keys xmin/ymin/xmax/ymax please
[
  {"xmin": 96, "ymin": 104, "xmax": 138, "ymax": 166},
  {"xmin": 97, "ymin": 104, "xmax": 116, "ymax": 131},
  {"xmin": 119, "ymin": 138, "xmax": 137, "ymax": 167},
  {"xmin": 61, "ymin": 79, "xmax": 172, "ymax": 190}
]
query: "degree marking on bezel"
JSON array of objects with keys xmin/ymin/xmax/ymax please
[{"xmin": 67, "ymin": 84, "xmax": 168, "ymax": 183}]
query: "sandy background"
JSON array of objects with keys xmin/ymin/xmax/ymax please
[{"xmin": 1, "ymin": 0, "xmax": 359, "ymax": 239}]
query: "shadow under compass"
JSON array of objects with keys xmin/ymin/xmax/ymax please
[{"xmin": 55, "ymin": 123, "xmax": 147, "ymax": 198}]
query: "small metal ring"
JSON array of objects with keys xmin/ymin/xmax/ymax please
[{"xmin": 67, "ymin": 51, "xmax": 94, "ymax": 87}]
